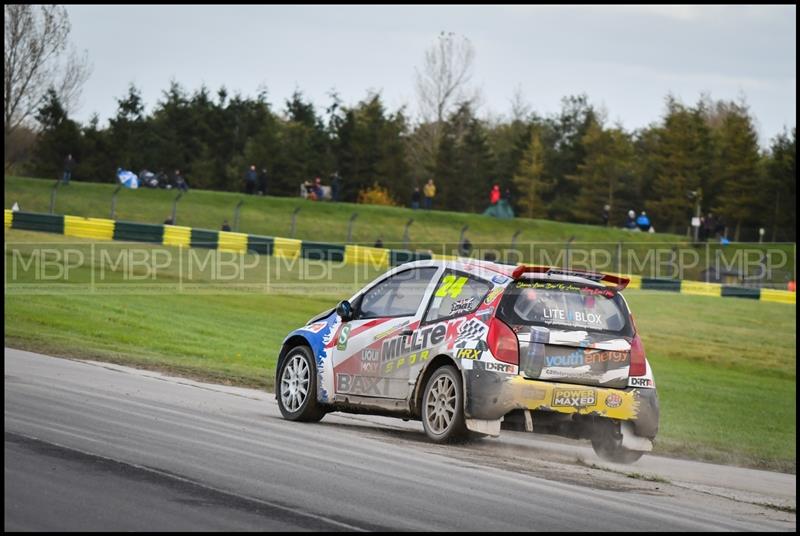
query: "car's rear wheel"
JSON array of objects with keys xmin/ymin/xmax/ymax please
[
  {"xmin": 591, "ymin": 422, "xmax": 645, "ymax": 464},
  {"xmin": 421, "ymin": 366, "xmax": 468, "ymax": 443},
  {"xmin": 277, "ymin": 346, "xmax": 325, "ymax": 422}
]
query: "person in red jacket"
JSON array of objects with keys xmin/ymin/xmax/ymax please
[{"xmin": 490, "ymin": 184, "xmax": 500, "ymax": 205}]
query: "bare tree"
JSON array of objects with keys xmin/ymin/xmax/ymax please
[
  {"xmin": 415, "ymin": 31, "xmax": 476, "ymax": 125},
  {"xmin": 4, "ymin": 4, "xmax": 91, "ymax": 160}
]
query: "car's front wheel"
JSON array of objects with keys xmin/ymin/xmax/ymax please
[
  {"xmin": 421, "ymin": 366, "xmax": 468, "ymax": 443},
  {"xmin": 591, "ymin": 422, "xmax": 645, "ymax": 464},
  {"xmin": 277, "ymin": 346, "xmax": 325, "ymax": 422}
]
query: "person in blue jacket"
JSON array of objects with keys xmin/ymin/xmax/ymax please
[{"xmin": 636, "ymin": 211, "xmax": 651, "ymax": 232}]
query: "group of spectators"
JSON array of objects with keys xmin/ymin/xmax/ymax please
[
  {"xmin": 624, "ymin": 210, "xmax": 653, "ymax": 232},
  {"xmin": 410, "ymin": 179, "xmax": 438, "ymax": 209},
  {"xmin": 244, "ymin": 165, "xmax": 269, "ymax": 195}
]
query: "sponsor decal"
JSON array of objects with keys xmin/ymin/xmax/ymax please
[
  {"xmin": 492, "ymin": 275, "xmax": 509, "ymax": 284},
  {"xmin": 372, "ymin": 320, "xmax": 410, "ymax": 341},
  {"xmin": 484, "ymin": 286, "xmax": 503, "ymax": 304},
  {"xmin": 382, "ymin": 325, "xmax": 446, "ymax": 362},
  {"xmin": 584, "ymin": 350, "xmax": 627, "ymax": 364},
  {"xmin": 435, "ymin": 275, "xmax": 468, "ymax": 298},
  {"xmin": 629, "ymin": 377, "xmax": 654, "ymax": 388},
  {"xmin": 552, "ymin": 389, "xmax": 597, "ymax": 407},
  {"xmin": 450, "ymin": 297, "xmax": 475, "ymax": 315},
  {"xmin": 543, "ymin": 308, "xmax": 603, "ymax": 325},
  {"xmin": 484, "ymin": 361, "xmax": 517, "ymax": 374},
  {"xmin": 302, "ymin": 321, "xmax": 328, "ymax": 333},
  {"xmin": 580, "ymin": 286, "xmax": 615, "ymax": 298},
  {"xmin": 383, "ymin": 349, "xmax": 430, "ymax": 374},
  {"xmin": 454, "ymin": 318, "xmax": 489, "ymax": 347},
  {"xmin": 360, "ymin": 348, "xmax": 381, "ymax": 373},
  {"xmin": 545, "ymin": 348, "xmax": 585, "ymax": 367},
  {"xmin": 336, "ymin": 373, "xmax": 389, "ymax": 396},
  {"xmin": 605, "ymin": 393, "xmax": 623, "ymax": 408},
  {"xmin": 336, "ymin": 325, "xmax": 351, "ymax": 351},
  {"xmin": 456, "ymin": 348, "xmax": 481, "ymax": 360}
]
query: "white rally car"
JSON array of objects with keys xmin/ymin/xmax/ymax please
[{"xmin": 276, "ymin": 260, "xmax": 658, "ymax": 463}]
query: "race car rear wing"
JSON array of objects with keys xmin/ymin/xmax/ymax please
[{"xmin": 511, "ymin": 265, "xmax": 630, "ymax": 292}]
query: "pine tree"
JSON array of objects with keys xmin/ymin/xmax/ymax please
[{"xmin": 512, "ymin": 129, "xmax": 552, "ymax": 219}]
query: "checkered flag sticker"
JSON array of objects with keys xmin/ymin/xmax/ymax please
[{"xmin": 455, "ymin": 318, "xmax": 489, "ymax": 348}]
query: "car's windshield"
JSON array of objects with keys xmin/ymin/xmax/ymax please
[{"xmin": 497, "ymin": 280, "xmax": 631, "ymax": 335}]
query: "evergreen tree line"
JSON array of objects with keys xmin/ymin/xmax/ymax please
[{"xmin": 20, "ymin": 82, "xmax": 796, "ymax": 242}]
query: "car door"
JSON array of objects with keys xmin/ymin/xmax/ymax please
[{"xmin": 331, "ymin": 266, "xmax": 439, "ymax": 399}]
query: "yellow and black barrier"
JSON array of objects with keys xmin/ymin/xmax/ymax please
[{"xmin": 4, "ymin": 209, "xmax": 796, "ymax": 304}]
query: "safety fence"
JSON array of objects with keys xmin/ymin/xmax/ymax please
[{"xmin": 5, "ymin": 209, "xmax": 795, "ymax": 305}]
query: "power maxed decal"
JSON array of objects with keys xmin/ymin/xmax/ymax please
[{"xmin": 552, "ymin": 388, "xmax": 597, "ymax": 407}]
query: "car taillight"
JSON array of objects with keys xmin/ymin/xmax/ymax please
[
  {"xmin": 629, "ymin": 334, "xmax": 647, "ymax": 377},
  {"xmin": 487, "ymin": 317, "xmax": 519, "ymax": 365}
]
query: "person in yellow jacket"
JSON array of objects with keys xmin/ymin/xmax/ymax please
[{"xmin": 423, "ymin": 179, "xmax": 436, "ymax": 210}]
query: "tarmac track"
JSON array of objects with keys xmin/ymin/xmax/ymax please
[{"xmin": 4, "ymin": 348, "xmax": 795, "ymax": 531}]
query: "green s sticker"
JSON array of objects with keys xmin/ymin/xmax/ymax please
[{"xmin": 337, "ymin": 325, "xmax": 351, "ymax": 351}]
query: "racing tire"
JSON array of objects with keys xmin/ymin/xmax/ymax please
[
  {"xmin": 276, "ymin": 346, "xmax": 325, "ymax": 422},
  {"xmin": 591, "ymin": 423, "xmax": 645, "ymax": 464},
  {"xmin": 421, "ymin": 366, "xmax": 468, "ymax": 443}
]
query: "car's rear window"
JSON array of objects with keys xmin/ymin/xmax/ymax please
[{"xmin": 497, "ymin": 280, "xmax": 631, "ymax": 335}]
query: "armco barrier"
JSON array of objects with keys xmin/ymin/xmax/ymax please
[
  {"xmin": 680, "ymin": 280, "xmax": 722, "ymax": 297},
  {"xmin": 113, "ymin": 221, "xmax": 164, "ymax": 243},
  {"xmin": 190, "ymin": 228, "xmax": 218, "ymax": 249},
  {"xmin": 218, "ymin": 231, "xmax": 249, "ymax": 254},
  {"xmin": 64, "ymin": 216, "xmax": 115, "ymax": 240},
  {"xmin": 4, "ymin": 210, "xmax": 795, "ymax": 304},
  {"xmin": 391, "ymin": 249, "xmax": 433, "ymax": 266},
  {"xmin": 247, "ymin": 234, "xmax": 274, "ymax": 256},
  {"xmin": 11, "ymin": 211, "xmax": 64, "ymax": 234},
  {"xmin": 641, "ymin": 277, "xmax": 682, "ymax": 292},
  {"xmin": 162, "ymin": 225, "xmax": 191, "ymax": 248},
  {"xmin": 760, "ymin": 288, "xmax": 797, "ymax": 304},
  {"xmin": 721, "ymin": 285, "xmax": 761, "ymax": 300},
  {"xmin": 345, "ymin": 244, "xmax": 390, "ymax": 269},
  {"xmin": 302, "ymin": 241, "xmax": 345, "ymax": 262}
]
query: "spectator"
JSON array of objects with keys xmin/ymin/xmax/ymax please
[
  {"xmin": 624, "ymin": 209, "xmax": 637, "ymax": 230},
  {"xmin": 245, "ymin": 164, "xmax": 257, "ymax": 195},
  {"xmin": 62, "ymin": 154, "xmax": 75, "ymax": 185},
  {"xmin": 221, "ymin": 220, "xmax": 232, "ymax": 232},
  {"xmin": 258, "ymin": 168, "xmax": 268, "ymax": 195},
  {"xmin": 490, "ymin": 184, "xmax": 500, "ymax": 205},
  {"xmin": 601, "ymin": 204, "xmax": 610, "ymax": 227},
  {"xmin": 330, "ymin": 171, "xmax": 342, "ymax": 202},
  {"xmin": 173, "ymin": 169, "xmax": 189, "ymax": 192},
  {"xmin": 411, "ymin": 186, "xmax": 421, "ymax": 210},
  {"xmin": 636, "ymin": 211, "xmax": 651, "ymax": 232},
  {"xmin": 459, "ymin": 236, "xmax": 473, "ymax": 257},
  {"xmin": 423, "ymin": 179, "xmax": 436, "ymax": 210},
  {"xmin": 502, "ymin": 187, "xmax": 512, "ymax": 204},
  {"xmin": 303, "ymin": 179, "xmax": 317, "ymax": 200},
  {"xmin": 704, "ymin": 212, "xmax": 717, "ymax": 241},
  {"xmin": 374, "ymin": 236, "xmax": 384, "ymax": 248},
  {"xmin": 314, "ymin": 177, "xmax": 323, "ymax": 200}
]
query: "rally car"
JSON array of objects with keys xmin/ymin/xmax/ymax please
[{"xmin": 276, "ymin": 260, "xmax": 659, "ymax": 463}]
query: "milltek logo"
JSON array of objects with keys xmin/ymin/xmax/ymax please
[{"xmin": 552, "ymin": 389, "xmax": 596, "ymax": 407}]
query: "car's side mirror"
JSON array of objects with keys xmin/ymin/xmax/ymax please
[{"xmin": 336, "ymin": 300, "xmax": 354, "ymax": 322}]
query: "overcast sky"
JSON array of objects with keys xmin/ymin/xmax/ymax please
[{"xmin": 66, "ymin": 5, "xmax": 796, "ymax": 146}]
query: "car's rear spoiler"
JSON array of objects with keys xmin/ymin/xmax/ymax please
[{"xmin": 511, "ymin": 265, "xmax": 630, "ymax": 292}]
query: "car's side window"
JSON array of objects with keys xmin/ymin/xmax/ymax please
[
  {"xmin": 359, "ymin": 267, "xmax": 438, "ymax": 319},
  {"xmin": 424, "ymin": 271, "xmax": 491, "ymax": 322}
]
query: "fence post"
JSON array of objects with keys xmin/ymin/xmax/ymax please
[
  {"xmin": 233, "ymin": 200, "xmax": 244, "ymax": 231},
  {"xmin": 402, "ymin": 218, "xmax": 414, "ymax": 250},
  {"xmin": 171, "ymin": 191, "xmax": 184, "ymax": 225},
  {"xmin": 565, "ymin": 236, "xmax": 575, "ymax": 269},
  {"xmin": 346, "ymin": 213, "xmax": 359, "ymax": 243},
  {"xmin": 616, "ymin": 241, "xmax": 622, "ymax": 275},
  {"xmin": 290, "ymin": 207, "xmax": 301, "ymax": 238},
  {"xmin": 49, "ymin": 179, "xmax": 61, "ymax": 214},
  {"xmin": 110, "ymin": 184, "xmax": 123, "ymax": 220}
]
